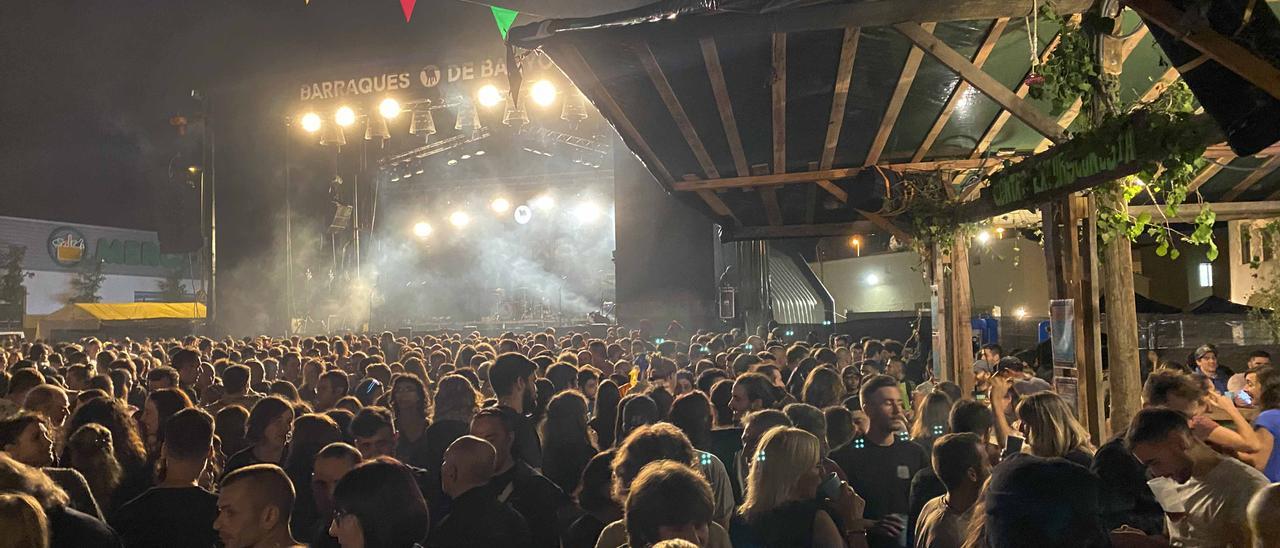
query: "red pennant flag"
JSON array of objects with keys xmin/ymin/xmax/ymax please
[{"xmin": 400, "ymin": 0, "xmax": 416, "ymax": 21}]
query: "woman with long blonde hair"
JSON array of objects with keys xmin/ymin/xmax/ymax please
[
  {"xmin": 1015, "ymin": 392, "xmax": 1095, "ymax": 466},
  {"xmin": 733, "ymin": 427, "xmax": 867, "ymax": 548},
  {"xmin": 0, "ymin": 492, "xmax": 49, "ymax": 548}
]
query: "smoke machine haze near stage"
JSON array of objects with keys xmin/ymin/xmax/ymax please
[{"xmin": 368, "ymin": 179, "xmax": 617, "ymax": 332}]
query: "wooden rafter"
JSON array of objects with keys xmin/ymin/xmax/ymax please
[
  {"xmin": 725, "ymin": 221, "xmax": 878, "ymax": 241},
  {"xmin": 912, "ymin": 18, "xmax": 1009, "ymax": 163},
  {"xmin": 968, "ymin": 22, "xmax": 1076, "ymax": 160},
  {"xmin": 896, "ymin": 22, "xmax": 1067, "ymax": 144},
  {"xmin": 1127, "ymin": 0, "xmax": 1280, "ymax": 101},
  {"xmin": 1139, "ymin": 66, "xmax": 1182, "ymax": 104},
  {"xmin": 814, "ymin": 27, "xmax": 861, "ymax": 203},
  {"xmin": 673, "ymin": 158, "xmax": 1009, "ymax": 192},
  {"xmin": 1186, "ymin": 160, "xmax": 1227, "ymax": 194},
  {"xmin": 856, "ymin": 208, "xmax": 913, "ymax": 244},
  {"xmin": 764, "ymin": 32, "xmax": 787, "ymax": 226},
  {"xmin": 1226, "ymin": 155, "xmax": 1280, "ymax": 201},
  {"xmin": 638, "ymin": 43, "xmax": 720, "ymax": 179},
  {"xmin": 866, "ymin": 23, "xmax": 937, "ymax": 166},
  {"xmin": 699, "ymin": 37, "xmax": 750, "ymax": 177},
  {"xmin": 1033, "ymin": 26, "xmax": 1150, "ymax": 153},
  {"xmin": 683, "ymin": 174, "xmax": 739, "ymax": 222},
  {"xmin": 515, "ymin": 0, "xmax": 1094, "ymax": 45}
]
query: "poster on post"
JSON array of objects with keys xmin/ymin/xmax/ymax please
[{"xmin": 1049, "ymin": 299, "xmax": 1076, "ymax": 365}]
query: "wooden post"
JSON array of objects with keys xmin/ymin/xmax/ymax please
[
  {"xmin": 1041, "ymin": 196, "xmax": 1106, "ymax": 441},
  {"xmin": 932, "ymin": 236, "xmax": 975, "ymax": 393},
  {"xmin": 1097, "ymin": 189, "xmax": 1142, "ymax": 433}
]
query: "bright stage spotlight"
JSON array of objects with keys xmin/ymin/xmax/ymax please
[
  {"xmin": 477, "ymin": 84, "xmax": 503, "ymax": 108},
  {"xmin": 530, "ymin": 80, "xmax": 557, "ymax": 107},
  {"xmin": 412, "ymin": 222, "xmax": 433, "ymax": 239},
  {"xmin": 449, "ymin": 211, "xmax": 471, "ymax": 228},
  {"xmin": 335, "ymin": 106, "xmax": 356, "ymax": 127},
  {"xmin": 573, "ymin": 202, "xmax": 602, "ymax": 223},
  {"xmin": 379, "ymin": 98, "xmax": 402, "ymax": 119},
  {"xmin": 514, "ymin": 205, "xmax": 533, "ymax": 225},
  {"xmin": 300, "ymin": 112, "xmax": 322, "ymax": 133},
  {"xmin": 490, "ymin": 198, "xmax": 511, "ymax": 214},
  {"xmin": 531, "ymin": 195, "xmax": 554, "ymax": 210}
]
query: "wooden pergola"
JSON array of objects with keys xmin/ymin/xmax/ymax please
[{"xmin": 510, "ymin": 0, "xmax": 1280, "ymax": 438}]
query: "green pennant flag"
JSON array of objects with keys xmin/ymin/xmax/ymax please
[{"xmin": 491, "ymin": 5, "xmax": 519, "ymax": 40}]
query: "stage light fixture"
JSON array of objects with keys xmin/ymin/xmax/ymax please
[
  {"xmin": 365, "ymin": 115, "xmax": 390, "ymax": 141},
  {"xmin": 409, "ymin": 106, "xmax": 436, "ymax": 136},
  {"xmin": 574, "ymin": 202, "xmax": 602, "ymax": 223},
  {"xmin": 379, "ymin": 98, "xmax": 402, "ymax": 119},
  {"xmin": 864, "ymin": 273, "xmax": 881, "ymax": 286},
  {"xmin": 530, "ymin": 80, "xmax": 557, "ymax": 107},
  {"xmin": 449, "ymin": 211, "xmax": 471, "ymax": 228},
  {"xmin": 300, "ymin": 112, "xmax": 322, "ymax": 133},
  {"xmin": 447, "ymin": 159, "xmax": 458, "ymax": 166},
  {"xmin": 531, "ymin": 195, "xmax": 554, "ymax": 210},
  {"xmin": 460, "ymin": 154, "xmax": 472, "ymax": 160},
  {"xmin": 514, "ymin": 205, "xmax": 533, "ymax": 225},
  {"xmin": 490, "ymin": 198, "xmax": 511, "ymax": 214},
  {"xmin": 474, "ymin": 150, "xmax": 485, "ymax": 156},
  {"xmin": 503, "ymin": 103, "xmax": 528, "ymax": 127},
  {"xmin": 1014, "ymin": 306, "xmax": 1028, "ymax": 320},
  {"xmin": 477, "ymin": 84, "xmax": 503, "ymax": 108},
  {"xmin": 413, "ymin": 222, "xmax": 433, "ymax": 238},
  {"xmin": 335, "ymin": 106, "xmax": 356, "ymax": 127},
  {"xmin": 561, "ymin": 91, "xmax": 587, "ymax": 126},
  {"xmin": 319, "ymin": 123, "xmax": 346, "ymax": 147},
  {"xmin": 455, "ymin": 105, "xmax": 480, "ymax": 131},
  {"xmin": 976, "ymin": 230, "xmax": 991, "ymax": 244}
]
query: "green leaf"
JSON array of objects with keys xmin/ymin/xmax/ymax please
[
  {"xmin": 1156, "ymin": 242, "xmax": 1168, "ymax": 257},
  {"xmin": 1170, "ymin": 247, "xmax": 1180, "ymax": 260}
]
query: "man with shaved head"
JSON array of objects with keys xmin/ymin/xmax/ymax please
[
  {"xmin": 22, "ymin": 384, "xmax": 70, "ymax": 430},
  {"xmin": 214, "ymin": 464, "xmax": 304, "ymax": 548},
  {"xmin": 427, "ymin": 435, "xmax": 531, "ymax": 548}
]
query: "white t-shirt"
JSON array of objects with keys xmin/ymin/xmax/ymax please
[
  {"xmin": 914, "ymin": 495, "xmax": 969, "ymax": 548},
  {"xmin": 1167, "ymin": 456, "xmax": 1269, "ymax": 548}
]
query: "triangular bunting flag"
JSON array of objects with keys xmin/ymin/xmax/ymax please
[
  {"xmin": 491, "ymin": 5, "xmax": 519, "ymax": 40},
  {"xmin": 400, "ymin": 0, "xmax": 417, "ymax": 22}
]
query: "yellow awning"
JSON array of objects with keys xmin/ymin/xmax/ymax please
[{"xmin": 73, "ymin": 302, "xmax": 206, "ymax": 321}]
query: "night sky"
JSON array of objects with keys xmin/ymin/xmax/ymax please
[
  {"xmin": 0, "ymin": 0, "xmax": 644, "ymax": 332},
  {"xmin": 0, "ymin": 0, "xmax": 639, "ymax": 230}
]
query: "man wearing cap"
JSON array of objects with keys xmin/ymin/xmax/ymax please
[{"xmin": 1192, "ymin": 344, "xmax": 1233, "ymax": 393}]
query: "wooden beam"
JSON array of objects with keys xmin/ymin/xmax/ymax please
[
  {"xmin": 896, "ymin": 22, "xmax": 1068, "ymax": 144},
  {"xmin": 1186, "ymin": 161, "xmax": 1226, "ymax": 194},
  {"xmin": 1130, "ymin": 200, "xmax": 1280, "ymax": 222},
  {"xmin": 700, "ymin": 38, "xmax": 750, "ymax": 177},
  {"xmin": 683, "ymin": 174, "xmax": 738, "ymax": 223},
  {"xmin": 553, "ymin": 45, "xmax": 674, "ymax": 185},
  {"xmin": 969, "ymin": 23, "xmax": 1076, "ymax": 160},
  {"xmin": 856, "ymin": 208, "xmax": 914, "ymax": 244},
  {"xmin": 1139, "ymin": 66, "xmax": 1182, "ymax": 104},
  {"xmin": 815, "ymin": 27, "xmax": 861, "ymax": 202},
  {"xmin": 866, "ymin": 23, "xmax": 936, "ymax": 165},
  {"xmin": 514, "ymin": 0, "xmax": 1095, "ymax": 46},
  {"xmin": 673, "ymin": 157, "xmax": 1009, "ymax": 191},
  {"xmin": 1033, "ymin": 26, "xmax": 1151, "ymax": 153},
  {"xmin": 638, "ymin": 43, "xmax": 720, "ymax": 179},
  {"xmin": 1224, "ymin": 155, "xmax": 1280, "ymax": 201},
  {"xmin": 1126, "ymin": 0, "xmax": 1280, "ymax": 101},
  {"xmin": 913, "ymin": 18, "xmax": 1009, "ymax": 163},
  {"xmin": 724, "ymin": 221, "xmax": 878, "ymax": 241},
  {"xmin": 764, "ymin": 32, "xmax": 787, "ymax": 226}
]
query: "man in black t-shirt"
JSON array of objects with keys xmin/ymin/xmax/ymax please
[
  {"xmin": 112, "ymin": 408, "xmax": 220, "ymax": 548},
  {"xmin": 831, "ymin": 374, "xmax": 927, "ymax": 548}
]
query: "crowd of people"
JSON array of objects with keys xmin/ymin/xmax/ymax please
[{"xmin": 0, "ymin": 327, "xmax": 1277, "ymax": 548}]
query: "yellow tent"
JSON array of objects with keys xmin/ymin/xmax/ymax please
[{"xmin": 38, "ymin": 302, "xmax": 205, "ymax": 339}]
